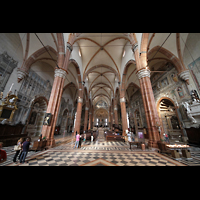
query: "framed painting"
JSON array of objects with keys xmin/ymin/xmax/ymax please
[{"xmin": 43, "ymin": 113, "xmax": 52, "ymax": 126}]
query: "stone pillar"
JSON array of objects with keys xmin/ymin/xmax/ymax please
[
  {"xmin": 137, "ymin": 68, "xmax": 160, "ymax": 148},
  {"xmin": 74, "ymin": 97, "xmax": 83, "ymax": 135},
  {"xmin": 128, "ymin": 33, "xmax": 160, "ymax": 148},
  {"xmin": 88, "ymin": 111, "xmax": 92, "ymax": 130},
  {"xmin": 114, "ymin": 99, "xmax": 118, "ymax": 125},
  {"xmin": 84, "ymin": 107, "xmax": 89, "ymax": 131},
  {"xmin": 41, "ymin": 33, "xmax": 75, "ymax": 146},
  {"xmin": 41, "ymin": 68, "xmax": 67, "ymax": 146},
  {"xmin": 120, "ymin": 97, "xmax": 128, "ymax": 136}
]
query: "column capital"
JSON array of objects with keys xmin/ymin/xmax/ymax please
[
  {"xmin": 136, "ymin": 68, "xmax": 151, "ymax": 79},
  {"xmin": 120, "ymin": 97, "xmax": 126, "ymax": 103},
  {"xmin": 178, "ymin": 70, "xmax": 190, "ymax": 84},
  {"xmin": 85, "ymin": 107, "xmax": 89, "ymax": 110},
  {"xmin": 17, "ymin": 68, "xmax": 28, "ymax": 83},
  {"xmin": 54, "ymin": 68, "xmax": 67, "ymax": 79},
  {"xmin": 78, "ymin": 97, "xmax": 83, "ymax": 103},
  {"xmin": 114, "ymin": 106, "xmax": 118, "ymax": 110},
  {"xmin": 132, "ymin": 43, "xmax": 138, "ymax": 53}
]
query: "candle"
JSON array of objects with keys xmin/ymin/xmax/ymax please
[{"xmin": 9, "ymin": 83, "xmax": 14, "ymax": 91}]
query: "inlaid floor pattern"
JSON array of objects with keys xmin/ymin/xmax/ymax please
[{"xmin": 15, "ymin": 150, "xmax": 184, "ymax": 166}]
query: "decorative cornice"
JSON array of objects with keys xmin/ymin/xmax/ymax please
[
  {"xmin": 54, "ymin": 68, "xmax": 67, "ymax": 79},
  {"xmin": 137, "ymin": 68, "xmax": 151, "ymax": 80},
  {"xmin": 178, "ymin": 70, "xmax": 190, "ymax": 83}
]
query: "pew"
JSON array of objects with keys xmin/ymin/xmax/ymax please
[{"xmin": 0, "ymin": 123, "xmax": 27, "ymax": 146}]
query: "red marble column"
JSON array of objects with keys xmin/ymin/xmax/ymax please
[
  {"xmin": 129, "ymin": 34, "xmax": 161, "ymax": 148},
  {"xmin": 137, "ymin": 69, "xmax": 160, "ymax": 147},
  {"xmin": 138, "ymin": 78, "xmax": 153, "ymax": 141},
  {"xmin": 41, "ymin": 33, "xmax": 75, "ymax": 146},
  {"xmin": 41, "ymin": 69, "xmax": 67, "ymax": 146},
  {"xmin": 113, "ymin": 99, "xmax": 118, "ymax": 125},
  {"xmin": 88, "ymin": 111, "xmax": 92, "ymax": 130},
  {"xmin": 110, "ymin": 106, "xmax": 113, "ymax": 130},
  {"xmin": 74, "ymin": 98, "xmax": 83, "ymax": 135},
  {"xmin": 120, "ymin": 97, "xmax": 128, "ymax": 136},
  {"xmin": 84, "ymin": 107, "xmax": 89, "ymax": 131}
]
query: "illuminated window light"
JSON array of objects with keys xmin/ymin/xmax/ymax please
[
  {"xmin": 79, "ymin": 49, "xmax": 81, "ymax": 57},
  {"xmin": 122, "ymin": 49, "xmax": 126, "ymax": 57}
]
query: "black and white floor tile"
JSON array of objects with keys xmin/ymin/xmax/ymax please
[
  {"xmin": 2, "ymin": 133, "xmax": 200, "ymax": 166},
  {"xmin": 9, "ymin": 150, "xmax": 184, "ymax": 166}
]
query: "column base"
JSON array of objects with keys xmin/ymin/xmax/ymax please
[
  {"xmin": 148, "ymin": 140, "xmax": 160, "ymax": 152},
  {"xmin": 46, "ymin": 138, "xmax": 55, "ymax": 147}
]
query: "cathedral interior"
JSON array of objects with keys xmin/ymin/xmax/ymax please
[{"xmin": 1, "ymin": 33, "xmax": 200, "ymax": 166}]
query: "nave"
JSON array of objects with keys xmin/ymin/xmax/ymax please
[
  {"xmin": 3, "ymin": 128, "xmax": 200, "ymax": 166},
  {"xmin": 2, "ymin": 33, "xmax": 200, "ymax": 166}
]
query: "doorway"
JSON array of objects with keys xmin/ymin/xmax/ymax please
[
  {"xmin": 26, "ymin": 97, "xmax": 47, "ymax": 137},
  {"xmin": 158, "ymin": 98, "xmax": 182, "ymax": 143}
]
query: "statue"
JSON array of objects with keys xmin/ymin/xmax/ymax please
[
  {"xmin": 182, "ymin": 102, "xmax": 197, "ymax": 124},
  {"xmin": 190, "ymin": 90, "xmax": 200, "ymax": 103}
]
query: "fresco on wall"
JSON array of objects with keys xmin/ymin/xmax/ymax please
[
  {"xmin": 188, "ymin": 56, "xmax": 200, "ymax": 93},
  {"xmin": 177, "ymin": 87, "xmax": 184, "ymax": 98},
  {"xmin": 171, "ymin": 73, "xmax": 178, "ymax": 82}
]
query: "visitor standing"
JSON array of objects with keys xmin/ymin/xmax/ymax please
[
  {"xmin": 165, "ymin": 133, "xmax": 170, "ymax": 143},
  {"xmin": 83, "ymin": 132, "xmax": 86, "ymax": 143},
  {"xmin": 74, "ymin": 133, "xmax": 80, "ymax": 148},
  {"xmin": 91, "ymin": 132, "xmax": 93, "ymax": 142},
  {"xmin": 13, "ymin": 138, "xmax": 23, "ymax": 163},
  {"xmin": 20, "ymin": 138, "xmax": 31, "ymax": 164}
]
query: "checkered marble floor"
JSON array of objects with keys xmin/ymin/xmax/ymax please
[
  {"xmin": 4, "ymin": 133, "xmax": 200, "ymax": 166},
  {"xmin": 161, "ymin": 151, "xmax": 200, "ymax": 166},
  {"xmin": 11, "ymin": 150, "xmax": 184, "ymax": 166}
]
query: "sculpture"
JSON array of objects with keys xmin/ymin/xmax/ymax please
[{"xmin": 182, "ymin": 102, "xmax": 197, "ymax": 124}]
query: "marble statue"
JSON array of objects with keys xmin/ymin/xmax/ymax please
[{"xmin": 182, "ymin": 102, "xmax": 197, "ymax": 124}]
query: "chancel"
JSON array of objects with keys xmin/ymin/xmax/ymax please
[{"xmin": 1, "ymin": 33, "xmax": 200, "ymax": 166}]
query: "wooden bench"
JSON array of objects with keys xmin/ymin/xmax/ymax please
[
  {"xmin": 128, "ymin": 141, "xmax": 140, "ymax": 149},
  {"xmin": 106, "ymin": 134, "xmax": 125, "ymax": 142},
  {"xmin": 30, "ymin": 140, "xmax": 47, "ymax": 151}
]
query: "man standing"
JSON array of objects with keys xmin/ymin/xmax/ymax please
[
  {"xmin": 0, "ymin": 142, "xmax": 7, "ymax": 164},
  {"xmin": 20, "ymin": 138, "xmax": 31, "ymax": 164}
]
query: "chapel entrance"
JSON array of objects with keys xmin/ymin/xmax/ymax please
[
  {"xmin": 158, "ymin": 98, "xmax": 182, "ymax": 143},
  {"xmin": 26, "ymin": 97, "xmax": 47, "ymax": 137}
]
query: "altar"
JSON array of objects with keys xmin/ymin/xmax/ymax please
[{"xmin": 166, "ymin": 144, "xmax": 191, "ymax": 160}]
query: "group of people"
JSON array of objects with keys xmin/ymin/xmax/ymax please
[
  {"xmin": 13, "ymin": 138, "xmax": 31, "ymax": 164},
  {"xmin": 0, "ymin": 137, "xmax": 31, "ymax": 165},
  {"xmin": 74, "ymin": 131, "xmax": 94, "ymax": 149}
]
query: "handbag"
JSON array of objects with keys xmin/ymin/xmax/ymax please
[{"xmin": 14, "ymin": 145, "xmax": 21, "ymax": 151}]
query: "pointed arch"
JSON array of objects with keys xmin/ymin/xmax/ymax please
[
  {"xmin": 22, "ymin": 45, "xmax": 57, "ymax": 72},
  {"xmin": 148, "ymin": 45, "xmax": 184, "ymax": 73}
]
